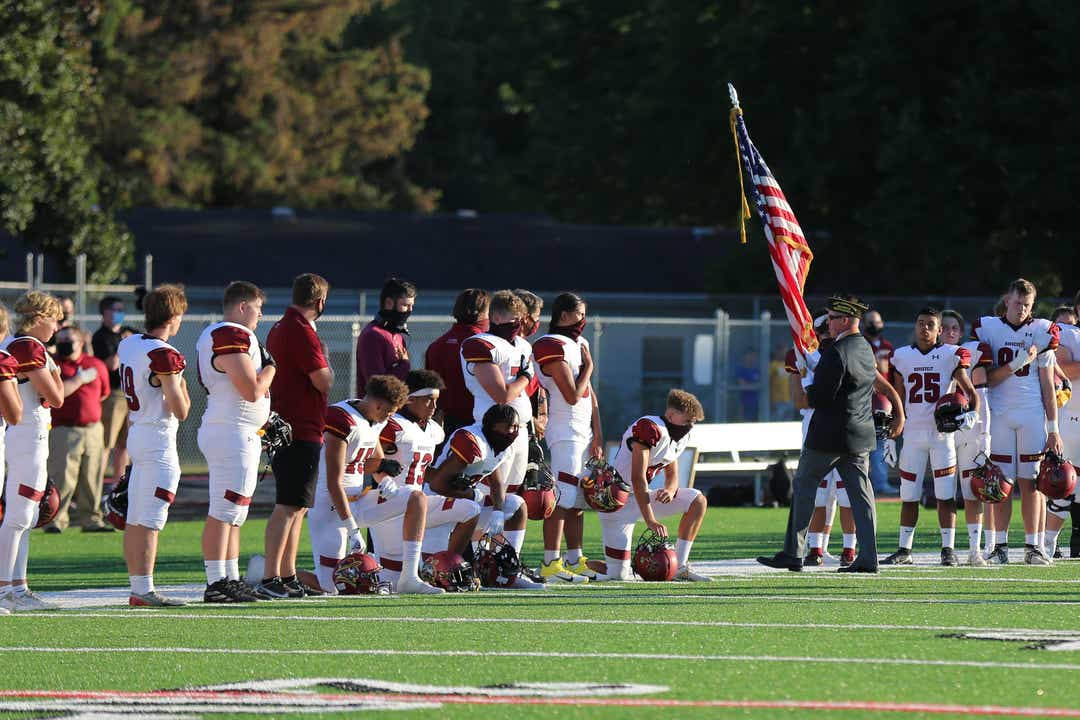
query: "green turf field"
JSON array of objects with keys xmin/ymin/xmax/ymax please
[{"xmin": 1, "ymin": 502, "xmax": 1079, "ymax": 719}]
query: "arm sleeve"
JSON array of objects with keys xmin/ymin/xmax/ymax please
[
  {"xmin": 148, "ymin": 348, "xmax": 186, "ymax": 375},
  {"xmin": 805, "ymin": 346, "xmax": 844, "ymax": 409},
  {"xmin": 324, "ymin": 406, "xmax": 355, "ymax": 440},
  {"xmin": 461, "ymin": 337, "xmax": 497, "ymax": 364},
  {"xmin": 210, "ymin": 326, "xmax": 251, "ymax": 356}
]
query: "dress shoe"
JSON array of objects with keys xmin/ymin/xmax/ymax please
[{"xmin": 756, "ymin": 553, "xmax": 803, "ymax": 572}]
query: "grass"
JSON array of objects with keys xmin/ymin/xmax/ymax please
[{"xmin": 1, "ymin": 500, "xmax": 1078, "ymax": 719}]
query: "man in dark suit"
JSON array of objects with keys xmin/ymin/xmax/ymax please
[{"xmin": 757, "ymin": 294, "xmax": 889, "ymax": 573}]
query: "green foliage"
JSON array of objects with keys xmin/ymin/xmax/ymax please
[{"xmin": 0, "ymin": 0, "xmax": 133, "ymax": 283}]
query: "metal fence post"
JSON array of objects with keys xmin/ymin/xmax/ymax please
[
  {"xmin": 358, "ymin": 291, "xmax": 367, "ymax": 319},
  {"xmin": 34, "ymin": 254, "xmax": 43, "ymax": 289},
  {"xmin": 349, "ymin": 321, "xmax": 360, "ymax": 399},
  {"xmin": 75, "ymin": 254, "xmax": 87, "ymax": 316},
  {"xmin": 591, "ymin": 318, "xmax": 603, "ymax": 376},
  {"xmin": 759, "ymin": 311, "xmax": 771, "ymax": 421},
  {"xmin": 712, "ymin": 308, "xmax": 727, "ymax": 422},
  {"xmin": 24, "ymin": 254, "xmax": 33, "ymax": 289},
  {"xmin": 144, "ymin": 254, "xmax": 154, "ymax": 289}
]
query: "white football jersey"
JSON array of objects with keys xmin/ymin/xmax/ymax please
[
  {"xmin": 460, "ymin": 333, "xmax": 532, "ymax": 425},
  {"xmin": 430, "ymin": 424, "xmax": 507, "ymax": 489},
  {"xmin": 973, "ymin": 316, "xmax": 1060, "ymax": 412},
  {"xmin": 890, "ymin": 343, "xmax": 971, "ymax": 431},
  {"xmin": 196, "ymin": 321, "xmax": 271, "ymax": 429},
  {"xmin": 0, "ymin": 348, "xmax": 17, "ymax": 437},
  {"xmin": 316, "ymin": 400, "xmax": 386, "ymax": 497},
  {"xmin": 533, "ymin": 333, "xmax": 593, "ymax": 444},
  {"xmin": 379, "ymin": 412, "xmax": 445, "ymax": 487},
  {"xmin": 1058, "ymin": 324, "xmax": 1080, "ymax": 414},
  {"xmin": 612, "ymin": 415, "xmax": 690, "ymax": 483},
  {"xmin": 117, "ymin": 333, "xmax": 186, "ymax": 430},
  {"xmin": 1, "ymin": 336, "xmax": 56, "ymax": 432}
]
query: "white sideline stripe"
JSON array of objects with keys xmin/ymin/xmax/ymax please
[
  {"xmin": 35, "ymin": 612, "xmax": 1080, "ymax": 636},
  {"xmin": 7, "ymin": 646, "xmax": 1080, "ymax": 670}
]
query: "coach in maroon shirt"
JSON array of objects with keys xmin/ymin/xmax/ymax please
[
  {"xmin": 424, "ymin": 288, "xmax": 489, "ymax": 438},
  {"xmin": 260, "ymin": 273, "xmax": 334, "ymax": 598},
  {"xmin": 355, "ymin": 277, "xmax": 415, "ymax": 396},
  {"xmin": 47, "ymin": 325, "xmax": 111, "ymax": 532}
]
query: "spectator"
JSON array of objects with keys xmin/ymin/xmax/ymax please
[
  {"xmin": 355, "ymin": 277, "xmax": 415, "ymax": 395},
  {"xmin": 258, "ymin": 273, "xmax": 334, "ymax": 599},
  {"xmin": 92, "ymin": 296, "xmax": 129, "ymax": 485},
  {"xmin": 424, "ymin": 288, "xmax": 489, "ymax": 439},
  {"xmin": 735, "ymin": 348, "xmax": 760, "ymax": 421},
  {"xmin": 59, "ymin": 297, "xmax": 75, "ymax": 327},
  {"xmin": 769, "ymin": 345, "xmax": 793, "ymax": 420},
  {"xmin": 46, "ymin": 326, "xmax": 112, "ymax": 533},
  {"xmin": 861, "ymin": 309, "xmax": 893, "ymax": 494}
]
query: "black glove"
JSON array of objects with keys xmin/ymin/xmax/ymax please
[
  {"xmin": 448, "ymin": 473, "xmax": 476, "ymax": 492},
  {"xmin": 259, "ymin": 344, "xmax": 276, "ymax": 368},
  {"xmin": 516, "ymin": 354, "xmax": 532, "ymax": 381},
  {"xmin": 376, "ymin": 458, "xmax": 403, "ymax": 477}
]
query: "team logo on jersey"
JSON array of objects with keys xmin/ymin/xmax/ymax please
[
  {"xmin": 942, "ymin": 630, "xmax": 1080, "ymax": 651},
  {"xmin": 0, "ymin": 678, "xmax": 669, "ymax": 718}
]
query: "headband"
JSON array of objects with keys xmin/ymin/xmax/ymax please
[{"xmin": 408, "ymin": 387, "xmax": 437, "ymax": 398}]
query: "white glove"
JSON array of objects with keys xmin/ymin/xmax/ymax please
[
  {"xmin": 1009, "ymin": 349, "xmax": 1035, "ymax": 373},
  {"xmin": 804, "ymin": 350, "xmax": 821, "ymax": 372},
  {"xmin": 485, "ymin": 510, "xmax": 505, "ymax": 537},
  {"xmin": 957, "ymin": 411, "xmax": 978, "ymax": 431},
  {"xmin": 345, "ymin": 517, "xmax": 366, "ymax": 554},
  {"xmin": 76, "ymin": 367, "xmax": 98, "ymax": 385},
  {"xmin": 883, "ymin": 439, "xmax": 898, "ymax": 468},
  {"xmin": 377, "ymin": 477, "xmax": 399, "ymax": 498},
  {"xmin": 800, "ymin": 369, "xmax": 815, "ymax": 389}
]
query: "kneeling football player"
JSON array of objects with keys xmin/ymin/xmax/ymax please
[
  {"xmin": 596, "ymin": 389, "xmax": 710, "ymax": 582},
  {"xmin": 300, "ymin": 375, "xmax": 443, "ymax": 595}
]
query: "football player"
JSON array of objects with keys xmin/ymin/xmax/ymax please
[
  {"xmin": 1044, "ymin": 308, "xmax": 1080, "ymax": 557},
  {"xmin": 118, "ymin": 285, "xmax": 191, "ymax": 607},
  {"xmin": 301, "ymin": 375, "xmax": 442, "ymax": 595},
  {"xmin": 370, "ymin": 370, "xmax": 480, "ymax": 586},
  {"xmin": 0, "ymin": 292, "xmax": 62, "ymax": 613},
  {"xmin": 939, "ymin": 310, "xmax": 994, "ymax": 565},
  {"xmin": 195, "ymin": 282, "xmax": 276, "ymax": 603},
  {"xmin": 534, "ymin": 293, "xmax": 604, "ymax": 582},
  {"xmin": 883, "ymin": 307, "xmax": 978, "ymax": 566},
  {"xmin": 595, "ymin": 389, "xmax": 710, "ymax": 582},
  {"xmin": 973, "ymin": 279, "xmax": 1061, "ymax": 565},
  {"xmin": 425, "ymin": 403, "xmax": 544, "ymax": 589}
]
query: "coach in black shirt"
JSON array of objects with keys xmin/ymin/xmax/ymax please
[{"xmin": 758, "ymin": 294, "xmax": 882, "ymax": 573}]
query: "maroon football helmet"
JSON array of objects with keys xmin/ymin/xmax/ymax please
[
  {"xmin": 333, "ymin": 552, "xmax": 392, "ymax": 595},
  {"xmin": 581, "ymin": 457, "xmax": 631, "ymax": 513},
  {"xmin": 34, "ymin": 480, "xmax": 60, "ymax": 529},
  {"xmin": 969, "ymin": 453, "xmax": 1013, "ymax": 504},
  {"xmin": 872, "ymin": 392, "xmax": 894, "ymax": 440},
  {"xmin": 420, "ymin": 551, "xmax": 479, "ymax": 592},
  {"xmin": 1037, "ymin": 451, "xmax": 1077, "ymax": 500},
  {"xmin": 933, "ymin": 390, "xmax": 969, "ymax": 433},
  {"xmin": 632, "ymin": 529, "xmax": 679, "ymax": 581},
  {"xmin": 521, "ymin": 457, "xmax": 557, "ymax": 521}
]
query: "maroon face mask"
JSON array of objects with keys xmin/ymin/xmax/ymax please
[
  {"xmin": 490, "ymin": 320, "xmax": 520, "ymax": 342},
  {"xmin": 521, "ymin": 317, "xmax": 540, "ymax": 337},
  {"xmin": 552, "ymin": 317, "xmax": 586, "ymax": 341}
]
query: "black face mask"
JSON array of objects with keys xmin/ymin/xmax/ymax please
[
  {"xmin": 489, "ymin": 320, "xmax": 520, "ymax": 343},
  {"xmin": 662, "ymin": 416, "xmax": 693, "ymax": 442},
  {"xmin": 55, "ymin": 341, "xmax": 75, "ymax": 357},
  {"xmin": 552, "ymin": 317, "xmax": 586, "ymax": 341},
  {"xmin": 520, "ymin": 317, "xmax": 540, "ymax": 337},
  {"xmin": 485, "ymin": 428, "xmax": 519, "ymax": 454},
  {"xmin": 864, "ymin": 324, "xmax": 883, "ymax": 338},
  {"xmin": 380, "ymin": 307, "xmax": 411, "ymax": 329}
]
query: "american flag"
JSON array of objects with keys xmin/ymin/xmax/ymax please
[{"xmin": 730, "ymin": 98, "xmax": 818, "ymax": 359}]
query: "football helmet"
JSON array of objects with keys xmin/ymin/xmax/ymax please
[
  {"xmin": 1037, "ymin": 450, "xmax": 1077, "ymax": 500},
  {"xmin": 102, "ymin": 467, "xmax": 131, "ymax": 530},
  {"xmin": 474, "ymin": 533, "xmax": 521, "ymax": 588},
  {"xmin": 872, "ymin": 392, "xmax": 894, "ymax": 440},
  {"xmin": 632, "ymin": 528, "xmax": 678, "ymax": 581},
  {"xmin": 521, "ymin": 440, "xmax": 557, "ymax": 520},
  {"xmin": 34, "ymin": 480, "xmax": 60, "ymax": 529},
  {"xmin": 1057, "ymin": 377, "xmax": 1073, "ymax": 409},
  {"xmin": 333, "ymin": 552, "xmax": 392, "ymax": 595},
  {"xmin": 933, "ymin": 390, "xmax": 969, "ymax": 433},
  {"xmin": 420, "ymin": 551, "xmax": 480, "ymax": 592},
  {"xmin": 969, "ymin": 453, "xmax": 1013, "ymax": 504},
  {"xmin": 258, "ymin": 411, "xmax": 293, "ymax": 456},
  {"xmin": 580, "ymin": 457, "xmax": 631, "ymax": 513}
]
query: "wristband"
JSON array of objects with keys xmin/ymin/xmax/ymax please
[
  {"xmin": 1046, "ymin": 419, "xmax": 1059, "ymax": 434},
  {"xmin": 1009, "ymin": 352, "xmax": 1033, "ymax": 373},
  {"xmin": 345, "ymin": 516, "xmax": 359, "ymax": 532}
]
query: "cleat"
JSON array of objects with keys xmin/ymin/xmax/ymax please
[
  {"xmin": 12, "ymin": 590, "xmax": 58, "ymax": 611},
  {"xmin": 396, "ymin": 575, "xmax": 445, "ymax": 595},
  {"xmin": 564, "ymin": 557, "xmax": 599, "ymax": 580},
  {"xmin": 509, "ymin": 575, "xmax": 547, "ymax": 590},
  {"xmin": 1025, "ymin": 545, "xmax": 1050, "ymax": 566},
  {"xmin": 227, "ymin": 580, "xmax": 263, "ymax": 602},
  {"xmin": 300, "ymin": 581, "xmax": 326, "ymax": 597},
  {"xmin": 204, "ymin": 579, "xmax": 241, "ymax": 603},
  {"xmin": 1037, "ymin": 546, "xmax": 1054, "ymax": 565},
  {"xmin": 1052, "ymin": 548, "xmax": 1063, "ymax": 560},
  {"xmin": 0, "ymin": 594, "xmax": 16, "ymax": 613},
  {"xmin": 880, "ymin": 548, "xmax": 913, "ymax": 565},
  {"xmin": 253, "ymin": 577, "xmax": 289, "ymax": 600},
  {"xmin": 940, "ymin": 547, "xmax": 959, "ymax": 566},
  {"xmin": 592, "ymin": 570, "xmax": 631, "ymax": 582},
  {"xmin": 281, "ymin": 578, "xmax": 307, "ymax": 598},
  {"xmin": 129, "ymin": 591, "xmax": 186, "ymax": 607},
  {"xmin": 840, "ymin": 548, "xmax": 856, "ymax": 567},
  {"xmin": 986, "ymin": 544, "xmax": 1009, "ymax": 565},
  {"xmin": 245, "ymin": 554, "xmax": 265, "ymax": 585},
  {"xmin": 539, "ymin": 558, "xmax": 587, "ymax": 584},
  {"xmin": 968, "ymin": 549, "xmax": 987, "ymax": 567},
  {"xmin": 674, "ymin": 564, "xmax": 712, "ymax": 582},
  {"xmin": 804, "ymin": 549, "xmax": 824, "ymax": 566}
]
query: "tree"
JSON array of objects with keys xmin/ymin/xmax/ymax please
[{"xmin": 0, "ymin": 0, "xmax": 133, "ymax": 283}]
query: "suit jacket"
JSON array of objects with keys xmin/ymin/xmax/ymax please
[{"xmin": 805, "ymin": 332, "xmax": 877, "ymax": 454}]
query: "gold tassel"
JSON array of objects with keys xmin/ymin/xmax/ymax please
[{"xmin": 730, "ymin": 107, "xmax": 752, "ymax": 244}]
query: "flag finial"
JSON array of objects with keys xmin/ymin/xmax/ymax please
[{"xmin": 728, "ymin": 83, "xmax": 740, "ymax": 110}]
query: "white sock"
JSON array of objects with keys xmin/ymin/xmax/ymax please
[
  {"xmin": 1045, "ymin": 529, "xmax": 1061, "ymax": 555},
  {"xmin": 968, "ymin": 524, "xmax": 982, "ymax": 552},
  {"xmin": 821, "ymin": 530, "xmax": 832, "ymax": 552},
  {"xmin": 565, "ymin": 547, "xmax": 582, "ymax": 565},
  {"xmin": 544, "ymin": 550, "xmax": 559, "ymax": 564},
  {"xmin": 402, "ymin": 540, "xmax": 423, "ymax": 579},
  {"xmin": 899, "ymin": 526, "xmax": 915, "ymax": 550},
  {"xmin": 940, "ymin": 528, "xmax": 955, "ymax": 549},
  {"xmin": 984, "ymin": 528, "xmax": 995, "ymax": 550},
  {"xmin": 504, "ymin": 530, "xmax": 526, "ymax": 555},
  {"xmin": 13, "ymin": 532, "xmax": 29, "ymax": 581},
  {"xmin": 605, "ymin": 558, "xmax": 629, "ymax": 578},
  {"xmin": 204, "ymin": 560, "xmax": 227, "ymax": 585},
  {"xmin": 226, "ymin": 557, "xmax": 240, "ymax": 581},
  {"xmin": 808, "ymin": 532, "xmax": 823, "ymax": 550},
  {"xmin": 130, "ymin": 575, "xmax": 153, "ymax": 595},
  {"xmin": 996, "ymin": 530, "xmax": 1008, "ymax": 546},
  {"xmin": 1036, "ymin": 531, "xmax": 1045, "ymax": 548},
  {"xmin": 842, "ymin": 533, "xmax": 856, "ymax": 550},
  {"xmin": 675, "ymin": 539, "xmax": 692, "ymax": 567},
  {"xmin": 1025, "ymin": 532, "xmax": 1038, "ymax": 546}
]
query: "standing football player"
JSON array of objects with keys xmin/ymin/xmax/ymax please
[
  {"xmin": 882, "ymin": 307, "xmax": 978, "ymax": 566},
  {"xmin": 196, "ymin": 282, "xmax": 276, "ymax": 603},
  {"xmin": 119, "ymin": 285, "xmax": 191, "ymax": 606},
  {"xmin": 973, "ymin": 279, "xmax": 1061, "ymax": 565},
  {"xmin": 595, "ymin": 389, "xmax": 710, "ymax": 582},
  {"xmin": 939, "ymin": 310, "xmax": 994, "ymax": 565},
  {"xmin": 0, "ymin": 292, "xmax": 62, "ymax": 612},
  {"xmin": 534, "ymin": 293, "xmax": 604, "ymax": 582},
  {"xmin": 1043, "ymin": 309, "xmax": 1079, "ymax": 557}
]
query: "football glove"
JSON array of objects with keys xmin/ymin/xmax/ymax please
[
  {"xmin": 957, "ymin": 411, "xmax": 978, "ymax": 431},
  {"xmin": 345, "ymin": 518, "xmax": 366, "ymax": 554},
  {"xmin": 376, "ymin": 458, "xmax": 403, "ymax": 478},
  {"xmin": 259, "ymin": 344, "xmax": 276, "ymax": 368},
  {"xmin": 485, "ymin": 510, "xmax": 505, "ymax": 537},
  {"xmin": 883, "ymin": 438, "xmax": 898, "ymax": 468},
  {"xmin": 448, "ymin": 473, "xmax": 475, "ymax": 493},
  {"xmin": 516, "ymin": 354, "xmax": 532, "ymax": 381}
]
